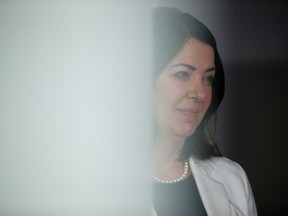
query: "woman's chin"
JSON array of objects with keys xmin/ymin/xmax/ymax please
[
  {"xmin": 172, "ymin": 127, "xmax": 196, "ymax": 139},
  {"xmin": 158, "ymin": 123, "xmax": 197, "ymax": 139}
]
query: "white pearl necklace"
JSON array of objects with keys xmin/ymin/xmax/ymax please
[{"xmin": 152, "ymin": 160, "xmax": 189, "ymax": 184}]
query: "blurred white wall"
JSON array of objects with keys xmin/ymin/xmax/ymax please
[{"xmin": 0, "ymin": 1, "xmax": 153, "ymax": 215}]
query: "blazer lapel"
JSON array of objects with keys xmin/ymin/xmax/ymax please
[{"xmin": 189, "ymin": 157, "xmax": 232, "ymax": 216}]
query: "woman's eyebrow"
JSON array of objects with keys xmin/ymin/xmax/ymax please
[
  {"xmin": 170, "ymin": 63, "xmax": 196, "ymax": 71},
  {"xmin": 170, "ymin": 63, "xmax": 215, "ymax": 73},
  {"xmin": 205, "ymin": 67, "xmax": 216, "ymax": 73}
]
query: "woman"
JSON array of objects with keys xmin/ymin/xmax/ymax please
[{"xmin": 152, "ymin": 7, "xmax": 257, "ymax": 216}]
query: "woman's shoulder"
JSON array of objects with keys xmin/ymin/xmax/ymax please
[
  {"xmin": 210, "ymin": 156, "xmax": 246, "ymax": 174},
  {"xmin": 191, "ymin": 156, "xmax": 248, "ymax": 182},
  {"xmin": 190, "ymin": 157, "xmax": 258, "ymax": 215},
  {"xmin": 193, "ymin": 156, "xmax": 254, "ymax": 201}
]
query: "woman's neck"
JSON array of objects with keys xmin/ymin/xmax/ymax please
[{"xmin": 153, "ymin": 133, "xmax": 186, "ymax": 176}]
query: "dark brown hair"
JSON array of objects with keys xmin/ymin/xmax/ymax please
[{"xmin": 154, "ymin": 7, "xmax": 225, "ymax": 160}]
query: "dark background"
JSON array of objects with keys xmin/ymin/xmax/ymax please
[{"xmin": 158, "ymin": 1, "xmax": 288, "ymax": 215}]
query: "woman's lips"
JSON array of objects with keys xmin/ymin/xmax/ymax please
[{"xmin": 176, "ymin": 108, "xmax": 199, "ymax": 117}]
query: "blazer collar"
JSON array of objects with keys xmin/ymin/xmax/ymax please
[{"xmin": 189, "ymin": 156, "xmax": 232, "ymax": 216}]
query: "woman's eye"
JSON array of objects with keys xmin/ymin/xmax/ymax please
[
  {"xmin": 174, "ymin": 71, "xmax": 189, "ymax": 80},
  {"xmin": 203, "ymin": 75, "xmax": 214, "ymax": 84}
]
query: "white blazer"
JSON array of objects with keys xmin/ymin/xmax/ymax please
[{"xmin": 152, "ymin": 156, "xmax": 257, "ymax": 216}]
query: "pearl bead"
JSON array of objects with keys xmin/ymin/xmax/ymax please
[{"xmin": 152, "ymin": 160, "xmax": 189, "ymax": 184}]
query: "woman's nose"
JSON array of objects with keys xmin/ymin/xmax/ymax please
[{"xmin": 186, "ymin": 79, "xmax": 207, "ymax": 102}]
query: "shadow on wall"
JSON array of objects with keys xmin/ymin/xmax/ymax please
[
  {"xmin": 217, "ymin": 2, "xmax": 288, "ymax": 215},
  {"xmin": 219, "ymin": 62, "xmax": 288, "ymax": 216}
]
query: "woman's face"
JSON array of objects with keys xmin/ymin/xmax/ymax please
[{"xmin": 154, "ymin": 38, "xmax": 215, "ymax": 138}]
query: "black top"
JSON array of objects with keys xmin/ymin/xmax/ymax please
[{"xmin": 153, "ymin": 175, "xmax": 207, "ymax": 216}]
